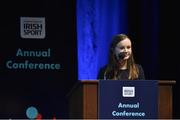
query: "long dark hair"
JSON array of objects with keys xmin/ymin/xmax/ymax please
[{"xmin": 104, "ymin": 34, "xmax": 139, "ymax": 80}]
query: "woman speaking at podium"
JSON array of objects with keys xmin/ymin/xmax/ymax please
[{"xmin": 97, "ymin": 34, "xmax": 145, "ymax": 80}]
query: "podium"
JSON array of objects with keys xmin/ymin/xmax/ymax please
[{"xmin": 68, "ymin": 80, "xmax": 176, "ymax": 119}]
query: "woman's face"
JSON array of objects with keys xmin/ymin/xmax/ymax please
[{"xmin": 114, "ymin": 38, "xmax": 132, "ymax": 60}]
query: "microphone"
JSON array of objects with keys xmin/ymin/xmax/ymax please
[{"xmin": 117, "ymin": 52, "xmax": 125, "ymax": 60}]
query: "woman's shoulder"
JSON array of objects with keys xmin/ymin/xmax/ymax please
[
  {"xmin": 98, "ymin": 65, "xmax": 108, "ymax": 75},
  {"xmin": 97, "ymin": 65, "xmax": 108, "ymax": 79},
  {"xmin": 135, "ymin": 63, "xmax": 145, "ymax": 79},
  {"xmin": 135, "ymin": 64, "xmax": 143, "ymax": 69}
]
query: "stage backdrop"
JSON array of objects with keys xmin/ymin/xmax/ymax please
[
  {"xmin": 0, "ymin": 0, "xmax": 77, "ymax": 119},
  {"xmin": 76, "ymin": 0, "xmax": 160, "ymax": 80}
]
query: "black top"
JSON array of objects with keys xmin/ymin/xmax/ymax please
[{"xmin": 97, "ymin": 64, "xmax": 145, "ymax": 80}]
